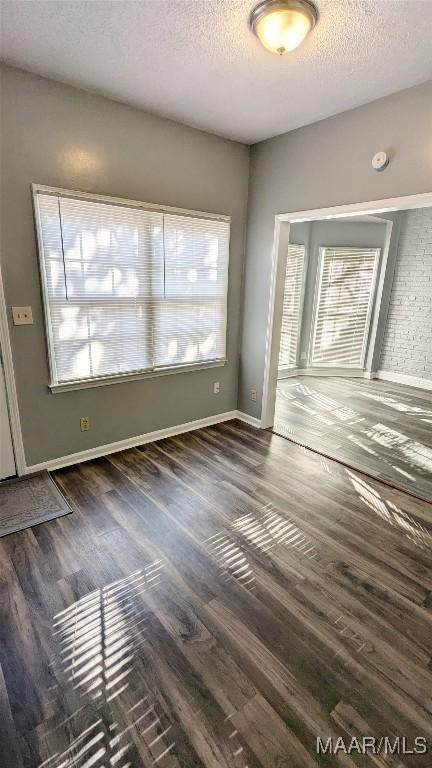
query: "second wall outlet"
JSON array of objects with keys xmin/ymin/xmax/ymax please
[
  {"xmin": 80, "ymin": 416, "xmax": 90, "ymax": 432},
  {"xmin": 12, "ymin": 306, "xmax": 33, "ymax": 325},
  {"xmin": 213, "ymin": 381, "xmax": 220, "ymax": 394},
  {"xmin": 250, "ymin": 389, "xmax": 257, "ymax": 402}
]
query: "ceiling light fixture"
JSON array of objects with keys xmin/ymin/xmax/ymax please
[{"xmin": 249, "ymin": 0, "xmax": 318, "ymax": 55}]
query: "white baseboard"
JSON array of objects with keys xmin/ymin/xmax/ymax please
[
  {"xmin": 276, "ymin": 366, "xmax": 432, "ymax": 391},
  {"xmin": 277, "ymin": 367, "xmax": 298, "ymax": 380},
  {"xmin": 234, "ymin": 410, "xmax": 263, "ymax": 429},
  {"xmin": 24, "ymin": 410, "xmax": 239, "ymax": 474},
  {"xmin": 298, "ymin": 367, "xmax": 365, "ymax": 378},
  {"xmin": 376, "ymin": 370, "xmax": 432, "ymax": 391},
  {"xmin": 278, "ymin": 367, "xmax": 366, "ymax": 380}
]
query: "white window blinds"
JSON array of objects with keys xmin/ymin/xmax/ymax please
[
  {"xmin": 278, "ymin": 244, "xmax": 304, "ymax": 370},
  {"xmin": 311, "ymin": 246, "xmax": 379, "ymax": 368},
  {"xmin": 34, "ymin": 190, "xmax": 230, "ymax": 387}
]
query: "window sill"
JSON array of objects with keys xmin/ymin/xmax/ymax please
[{"xmin": 49, "ymin": 359, "xmax": 227, "ymax": 394}]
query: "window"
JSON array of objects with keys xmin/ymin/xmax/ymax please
[
  {"xmin": 278, "ymin": 243, "xmax": 304, "ymax": 371},
  {"xmin": 33, "ymin": 187, "xmax": 230, "ymax": 390},
  {"xmin": 311, "ymin": 246, "xmax": 379, "ymax": 368}
]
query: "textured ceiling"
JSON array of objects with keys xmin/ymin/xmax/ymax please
[{"xmin": 1, "ymin": 0, "xmax": 431, "ymax": 144}]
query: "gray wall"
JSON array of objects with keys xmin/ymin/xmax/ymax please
[
  {"xmin": 239, "ymin": 80, "xmax": 432, "ymax": 417},
  {"xmin": 380, "ymin": 207, "xmax": 432, "ymax": 380},
  {"xmin": 0, "ymin": 66, "xmax": 250, "ymax": 466}
]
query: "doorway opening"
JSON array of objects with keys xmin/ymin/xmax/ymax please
[
  {"xmin": 0, "ymin": 263, "xmax": 25, "ymax": 479},
  {"xmin": 0, "ymin": 344, "xmax": 16, "ymax": 480},
  {"xmin": 264, "ymin": 192, "xmax": 432, "ymax": 503}
]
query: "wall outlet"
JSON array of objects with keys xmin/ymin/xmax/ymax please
[
  {"xmin": 213, "ymin": 381, "xmax": 220, "ymax": 394},
  {"xmin": 80, "ymin": 416, "xmax": 90, "ymax": 432},
  {"xmin": 12, "ymin": 306, "xmax": 33, "ymax": 325},
  {"xmin": 250, "ymin": 389, "xmax": 257, "ymax": 402}
]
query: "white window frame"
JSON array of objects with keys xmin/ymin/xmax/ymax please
[
  {"xmin": 32, "ymin": 184, "xmax": 230, "ymax": 393},
  {"xmin": 309, "ymin": 246, "xmax": 380, "ymax": 369},
  {"xmin": 278, "ymin": 243, "xmax": 305, "ymax": 374}
]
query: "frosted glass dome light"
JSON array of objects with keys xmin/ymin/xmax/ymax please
[{"xmin": 250, "ymin": 0, "xmax": 318, "ymax": 55}]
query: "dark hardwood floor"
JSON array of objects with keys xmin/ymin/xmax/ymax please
[
  {"xmin": 1, "ymin": 420, "xmax": 432, "ymax": 767},
  {"xmin": 274, "ymin": 376, "xmax": 432, "ymax": 502}
]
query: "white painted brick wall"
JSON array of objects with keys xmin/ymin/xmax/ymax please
[{"xmin": 380, "ymin": 208, "xmax": 432, "ymax": 380}]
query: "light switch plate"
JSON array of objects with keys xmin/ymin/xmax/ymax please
[{"xmin": 12, "ymin": 306, "xmax": 33, "ymax": 325}]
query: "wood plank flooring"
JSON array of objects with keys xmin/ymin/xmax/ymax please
[
  {"xmin": 274, "ymin": 376, "xmax": 432, "ymax": 502},
  {"xmin": 1, "ymin": 420, "xmax": 432, "ymax": 767}
]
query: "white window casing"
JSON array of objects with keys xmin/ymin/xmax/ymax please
[
  {"xmin": 32, "ymin": 185, "xmax": 230, "ymax": 392},
  {"xmin": 278, "ymin": 243, "xmax": 305, "ymax": 371},
  {"xmin": 310, "ymin": 246, "xmax": 380, "ymax": 369}
]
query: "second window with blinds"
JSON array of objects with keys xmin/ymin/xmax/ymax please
[
  {"xmin": 277, "ymin": 243, "xmax": 380, "ymax": 373},
  {"xmin": 33, "ymin": 187, "xmax": 230, "ymax": 390},
  {"xmin": 311, "ymin": 246, "xmax": 379, "ymax": 368},
  {"xmin": 278, "ymin": 243, "xmax": 305, "ymax": 374}
]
